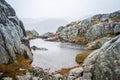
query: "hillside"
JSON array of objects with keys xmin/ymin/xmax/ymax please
[{"xmin": 52, "ymin": 10, "xmax": 120, "ymax": 44}]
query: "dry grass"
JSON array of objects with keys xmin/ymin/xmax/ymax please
[
  {"xmin": 0, "ymin": 54, "xmax": 32, "ymax": 78},
  {"xmin": 92, "ymin": 19, "xmax": 100, "ymax": 25},
  {"xmin": 86, "ymin": 38, "xmax": 101, "ymax": 47},
  {"xmin": 105, "ymin": 34, "xmax": 116, "ymax": 38},
  {"xmin": 26, "ymin": 35, "xmax": 37, "ymax": 39},
  {"xmin": 111, "ymin": 18, "xmax": 120, "ymax": 22},
  {"xmin": 75, "ymin": 37, "xmax": 85, "ymax": 42},
  {"xmin": 76, "ymin": 51, "xmax": 93, "ymax": 64},
  {"xmin": 59, "ymin": 66, "xmax": 79, "ymax": 75},
  {"xmin": 49, "ymin": 33, "xmax": 58, "ymax": 37}
]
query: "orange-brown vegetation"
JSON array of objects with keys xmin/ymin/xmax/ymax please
[
  {"xmin": 26, "ymin": 35, "xmax": 38, "ymax": 39},
  {"xmin": 86, "ymin": 38, "xmax": 101, "ymax": 47},
  {"xmin": 49, "ymin": 33, "xmax": 58, "ymax": 37},
  {"xmin": 111, "ymin": 18, "xmax": 120, "ymax": 22},
  {"xmin": 59, "ymin": 66, "xmax": 80, "ymax": 75},
  {"xmin": 92, "ymin": 18, "xmax": 100, "ymax": 25},
  {"xmin": 0, "ymin": 54, "xmax": 32, "ymax": 78},
  {"xmin": 73, "ymin": 36, "xmax": 85, "ymax": 43},
  {"xmin": 76, "ymin": 51, "xmax": 93, "ymax": 64},
  {"xmin": 105, "ymin": 34, "xmax": 116, "ymax": 38}
]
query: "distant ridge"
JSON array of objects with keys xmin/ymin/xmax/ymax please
[{"xmin": 22, "ymin": 18, "xmax": 68, "ymax": 34}]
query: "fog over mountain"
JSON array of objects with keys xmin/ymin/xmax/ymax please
[
  {"xmin": 6, "ymin": 0, "xmax": 120, "ymax": 21},
  {"xmin": 22, "ymin": 18, "xmax": 68, "ymax": 34}
]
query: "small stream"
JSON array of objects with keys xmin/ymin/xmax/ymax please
[{"xmin": 30, "ymin": 39, "xmax": 86, "ymax": 72}]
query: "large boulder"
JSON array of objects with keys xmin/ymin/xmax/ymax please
[
  {"xmin": 82, "ymin": 35, "xmax": 120, "ymax": 80},
  {"xmin": 0, "ymin": 0, "xmax": 33, "ymax": 77}
]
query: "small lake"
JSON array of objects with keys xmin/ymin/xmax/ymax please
[{"xmin": 30, "ymin": 39, "xmax": 86, "ymax": 72}]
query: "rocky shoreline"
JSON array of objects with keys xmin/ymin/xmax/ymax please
[
  {"xmin": 25, "ymin": 10, "xmax": 120, "ymax": 80},
  {"xmin": 0, "ymin": 0, "xmax": 120, "ymax": 80}
]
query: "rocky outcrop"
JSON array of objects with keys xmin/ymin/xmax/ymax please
[
  {"xmin": 81, "ymin": 34, "xmax": 120, "ymax": 80},
  {"xmin": 67, "ymin": 35, "xmax": 120, "ymax": 80},
  {"xmin": 85, "ymin": 22, "xmax": 120, "ymax": 42},
  {"xmin": 31, "ymin": 46, "xmax": 48, "ymax": 51},
  {"xmin": 40, "ymin": 32, "xmax": 59, "ymax": 41},
  {"xmin": 86, "ymin": 37, "xmax": 111, "ymax": 50},
  {"xmin": 26, "ymin": 30, "xmax": 39, "ymax": 39},
  {"xmin": 0, "ymin": 0, "xmax": 32, "ymax": 78},
  {"xmin": 56, "ymin": 10, "xmax": 120, "ymax": 44},
  {"xmin": 40, "ymin": 32, "xmax": 55, "ymax": 39}
]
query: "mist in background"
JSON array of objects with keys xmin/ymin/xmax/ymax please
[
  {"xmin": 6, "ymin": 0, "xmax": 120, "ymax": 34},
  {"xmin": 21, "ymin": 18, "xmax": 68, "ymax": 34},
  {"xmin": 6, "ymin": 0, "xmax": 120, "ymax": 20}
]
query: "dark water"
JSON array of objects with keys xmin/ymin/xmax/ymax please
[{"xmin": 30, "ymin": 39, "xmax": 86, "ymax": 72}]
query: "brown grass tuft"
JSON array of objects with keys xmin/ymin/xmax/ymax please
[
  {"xmin": 92, "ymin": 19, "xmax": 100, "ymax": 25},
  {"xmin": 74, "ymin": 36, "xmax": 85, "ymax": 43},
  {"xmin": 0, "ymin": 54, "xmax": 32, "ymax": 78},
  {"xmin": 111, "ymin": 18, "xmax": 120, "ymax": 22},
  {"xmin": 59, "ymin": 66, "xmax": 79, "ymax": 75},
  {"xmin": 76, "ymin": 51, "xmax": 93, "ymax": 64}
]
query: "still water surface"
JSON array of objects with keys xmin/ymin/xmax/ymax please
[{"xmin": 30, "ymin": 39, "xmax": 86, "ymax": 72}]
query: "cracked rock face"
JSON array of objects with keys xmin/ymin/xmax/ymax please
[
  {"xmin": 82, "ymin": 35, "xmax": 120, "ymax": 80},
  {"xmin": 0, "ymin": 0, "xmax": 32, "ymax": 64}
]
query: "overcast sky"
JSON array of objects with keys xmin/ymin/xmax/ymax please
[{"xmin": 6, "ymin": 0, "xmax": 120, "ymax": 21}]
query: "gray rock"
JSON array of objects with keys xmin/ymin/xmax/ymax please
[
  {"xmin": 0, "ymin": 0, "xmax": 33, "ymax": 75},
  {"xmin": 16, "ymin": 71, "xmax": 33, "ymax": 80},
  {"xmin": 56, "ymin": 10, "xmax": 120, "ymax": 43},
  {"xmin": 53, "ymin": 74, "xmax": 63, "ymax": 80},
  {"xmin": 56, "ymin": 26, "xmax": 65, "ymax": 33},
  {"xmin": 2, "ymin": 77, "xmax": 13, "ymax": 80},
  {"xmin": 87, "ymin": 37, "xmax": 111, "ymax": 49},
  {"xmin": 85, "ymin": 22, "xmax": 120, "ymax": 42},
  {"xmin": 82, "ymin": 35, "xmax": 120, "ymax": 80},
  {"xmin": 31, "ymin": 46, "xmax": 48, "ymax": 51},
  {"xmin": 59, "ymin": 26, "xmax": 79, "ymax": 40},
  {"xmin": 32, "ymin": 77, "xmax": 40, "ymax": 80},
  {"xmin": 26, "ymin": 30, "xmax": 39, "ymax": 39},
  {"xmin": 110, "ymin": 10, "xmax": 120, "ymax": 19},
  {"xmin": 40, "ymin": 32, "xmax": 54, "ymax": 39},
  {"xmin": 69, "ymin": 67, "xmax": 83, "ymax": 77},
  {"xmin": 114, "ymin": 23, "xmax": 120, "ymax": 35}
]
